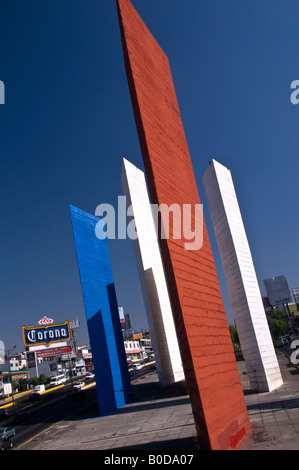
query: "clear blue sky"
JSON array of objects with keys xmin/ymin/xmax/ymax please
[{"xmin": 1, "ymin": 0, "xmax": 298, "ymax": 353}]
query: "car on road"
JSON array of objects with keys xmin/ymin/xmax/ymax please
[
  {"xmin": 0, "ymin": 427, "xmax": 15, "ymax": 439},
  {"xmin": 129, "ymin": 363, "xmax": 143, "ymax": 376},
  {"xmin": 0, "ymin": 438, "xmax": 13, "ymax": 450},
  {"xmin": 49, "ymin": 374, "xmax": 66, "ymax": 387},
  {"xmin": 32, "ymin": 384, "xmax": 45, "ymax": 394},
  {"xmin": 73, "ymin": 382, "xmax": 85, "ymax": 390},
  {"xmin": 85, "ymin": 372, "xmax": 95, "ymax": 380}
]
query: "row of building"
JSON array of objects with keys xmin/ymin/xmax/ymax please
[
  {"xmin": 1, "ymin": 274, "xmax": 297, "ymax": 394},
  {"xmin": 0, "ymin": 328, "xmax": 153, "ymax": 395},
  {"xmin": 0, "ymin": 344, "xmax": 91, "ymax": 395}
]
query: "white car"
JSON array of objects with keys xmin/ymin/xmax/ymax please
[
  {"xmin": 132, "ymin": 364, "xmax": 142, "ymax": 371},
  {"xmin": 85, "ymin": 372, "xmax": 95, "ymax": 380},
  {"xmin": 73, "ymin": 382, "xmax": 85, "ymax": 390}
]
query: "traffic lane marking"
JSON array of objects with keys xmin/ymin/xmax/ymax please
[
  {"xmin": 15, "ymin": 395, "xmax": 98, "ymax": 450},
  {"xmin": 81, "ymin": 382, "xmax": 96, "ymax": 390},
  {"xmin": 0, "ymin": 383, "xmax": 65, "ymax": 408}
]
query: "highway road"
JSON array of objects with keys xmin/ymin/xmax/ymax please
[
  {"xmin": 17, "ymin": 390, "xmax": 97, "ymax": 449},
  {"xmin": 2, "ymin": 379, "xmax": 98, "ymax": 450},
  {"xmin": 0, "ymin": 364, "xmax": 155, "ymax": 450}
]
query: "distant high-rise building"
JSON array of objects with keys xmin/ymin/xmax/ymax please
[
  {"xmin": 292, "ymin": 287, "xmax": 299, "ymax": 306},
  {"xmin": 262, "ymin": 296, "xmax": 271, "ymax": 310},
  {"xmin": 263, "ymin": 275, "xmax": 292, "ymax": 308}
]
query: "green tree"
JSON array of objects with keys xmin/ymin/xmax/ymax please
[
  {"xmin": 266, "ymin": 310, "xmax": 288, "ymax": 339},
  {"xmin": 229, "ymin": 324, "xmax": 240, "ymax": 349},
  {"xmin": 18, "ymin": 378, "xmax": 27, "ymax": 392},
  {"xmin": 39, "ymin": 374, "xmax": 47, "ymax": 384},
  {"xmin": 29, "ymin": 377, "xmax": 38, "ymax": 388}
]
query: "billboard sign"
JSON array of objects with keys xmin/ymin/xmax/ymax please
[
  {"xmin": 26, "ymin": 352, "xmax": 36, "ymax": 368},
  {"xmin": 22, "ymin": 321, "xmax": 71, "ymax": 347},
  {"xmin": 35, "ymin": 346, "xmax": 72, "ymax": 358},
  {"xmin": 133, "ymin": 333, "xmax": 143, "ymax": 340},
  {"xmin": 61, "ymin": 352, "xmax": 76, "ymax": 361},
  {"xmin": 118, "ymin": 307, "xmax": 125, "ymax": 323}
]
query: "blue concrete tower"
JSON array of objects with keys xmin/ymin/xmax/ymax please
[{"xmin": 70, "ymin": 205, "xmax": 131, "ymax": 415}]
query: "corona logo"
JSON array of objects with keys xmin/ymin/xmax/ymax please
[
  {"xmin": 38, "ymin": 316, "xmax": 54, "ymax": 325},
  {"xmin": 22, "ymin": 321, "xmax": 71, "ymax": 347}
]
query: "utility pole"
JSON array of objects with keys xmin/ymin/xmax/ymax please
[
  {"xmin": 70, "ymin": 318, "xmax": 80, "ymax": 356},
  {"xmin": 7, "ymin": 345, "xmax": 17, "ymax": 415}
]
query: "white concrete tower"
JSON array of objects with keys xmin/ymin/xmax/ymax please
[
  {"xmin": 121, "ymin": 158, "xmax": 184, "ymax": 386},
  {"xmin": 203, "ymin": 159, "xmax": 283, "ymax": 392}
]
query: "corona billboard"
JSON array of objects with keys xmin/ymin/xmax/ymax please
[{"xmin": 22, "ymin": 321, "xmax": 71, "ymax": 347}]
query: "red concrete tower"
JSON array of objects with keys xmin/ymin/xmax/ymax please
[{"xmin": 116, "ymin": 0, "xmax": 250, "ymax": 450}]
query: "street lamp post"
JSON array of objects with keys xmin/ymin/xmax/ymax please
[{"xmin": 7, "ymin": 345, "xmax": 17, "ymax": 414}]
